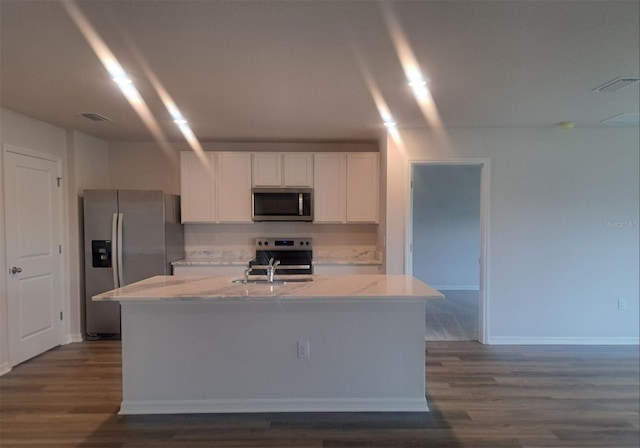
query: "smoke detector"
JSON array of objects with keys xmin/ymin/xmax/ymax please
[
  {"xmin": 79, "ymin": 112, "xmax": 113, "ymax": 122},
  {"xmin": 593, "ymin": 77, "xmax": 640, "ymax": 93}
]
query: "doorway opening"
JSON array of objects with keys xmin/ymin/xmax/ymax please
[{"xmin": 408, "ymin": 160, "xmax": 490, "ymax": 343}]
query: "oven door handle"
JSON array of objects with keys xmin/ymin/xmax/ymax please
[{"xmin": 299, "ymin": 193, "xmax": 303, "ymax": 216}]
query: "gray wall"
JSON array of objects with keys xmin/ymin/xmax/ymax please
[{"xmin": 412, "ymin": 165, "xmax": 481, "ymax": 289}]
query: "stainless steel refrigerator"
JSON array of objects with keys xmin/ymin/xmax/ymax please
[{"xmin": 83, "ymin": 190, "xmax": 184, "ymax": 338}]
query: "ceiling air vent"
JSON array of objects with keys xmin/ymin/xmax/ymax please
[
  {"xmin": 593, "ymin": 77, "xmax": 640, "ymax": 93},
  {"xmin": 80, "ymin": 112, "xmax": 113, "ymax": 122}
]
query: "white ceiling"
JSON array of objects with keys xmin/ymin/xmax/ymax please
[{"xmin": 1, "ymin": 0, "xmax": 638, "ymax": 142}]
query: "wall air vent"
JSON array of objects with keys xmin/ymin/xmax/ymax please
[
  {"xmin": 593, "ymin": 77, "xmax": 640, "ymax": 93},
  {"xmin": 80, "ymin": 112, "xmax": 113, "ymax": 122}
]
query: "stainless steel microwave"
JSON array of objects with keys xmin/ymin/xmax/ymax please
[{"xmin": 252, "ymin": 188, "xmax": 313, "ymax": 222}]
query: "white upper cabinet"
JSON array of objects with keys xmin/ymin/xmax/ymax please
[
  {"xmin": 283, "ymin": 153, "xmax": 314, "ymax": 187},
  {"xmin": 313, "ymin": 153, "xmax": 347, "ymax": 223},
  {"xmin": 181, "ymin": 151, "xmax": 378, "ymax": 224},
  {"xmin": 346, "ymin": 153, "xmax": 379, "ymax": 223},
  {"xmin": 180, "ymin": 151, "xmax": 252, "ymax": 223},
  {"xmin": 216, "ymin": 152, "xmax": 252, "ymax": 223},
  {"xmin": 313, "ymin": 152, "xmax": 379, "ymax": 224},
  {"xmin": 180, "ymin": 151, "xmax": 216, "ymax": 223},
  {"xmin": 252, "ymin": 153, "xmax": 282, "ymax": 187},
  {"xmin": 252, "ymin": 153, "xmax": 313, "ymax": 187}
]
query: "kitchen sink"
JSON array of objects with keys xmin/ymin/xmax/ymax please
[{"xmin": 231, "ymin": 278, "xmax": 313, "ymax": 285}]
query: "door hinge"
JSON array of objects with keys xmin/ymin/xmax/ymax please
[
  {"xmin": 59, "ymin": 244, "xmax": 62, "ymax": 254},
  {"xmin": 411, "ymin": 180, "xmax": 414, "ymax": 189},
  {"xmin": 60, "ymin": 311, "xmax": 63, "ymax": 321},
  {"xmin": 57, "ymin": 177, "xmax": 62, "ymax": 187}
]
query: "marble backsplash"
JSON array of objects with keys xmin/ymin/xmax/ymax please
[
  {"xmin": 184, "ymin": 245, "xmax": 381, "ymax": 263},
  {"xmin": 183, "ymin": 222, "xmax": 381, "ymax": 263}
]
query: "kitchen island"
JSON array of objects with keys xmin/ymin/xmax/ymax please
[{"xmin": 93, "ymin": 274, "xmax": 443, "ymax": 415}]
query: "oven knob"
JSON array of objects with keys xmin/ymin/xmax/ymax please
[
  {"xmin": 300, "ymin": 241, "xmax": 303, "ymax": 246},
  {"xmin": 264, "ymin": 241, "xmax": 269, "ymax": 246},
  {"xmin": 258, "ymin": 241, "xmax": 262, "ymax": 246}
]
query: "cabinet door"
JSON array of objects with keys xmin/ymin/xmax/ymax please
[
  {"xmin": 314, "ymin": 265, "xmax": 383, "ymax": 275},
  {"xmin": 252, "ymin": 153, "xmax": 282, "ymax": 186},
  {"xmin": 284, "ymin": 153, "xmax": 314, "ymax": 187},
  {"xmin": 313, "ymin": 153, "xmax": 346, "ymax": 223},
  {"xmin": 217, "ymin": 152, "xmax": 252, "ymax": 223},
  {"xmin": 346, "ymin": 153, "xmax": 379, "ymax": 223},
  {"xmin": 180, "ymin": 152, "xmax": 216, "ymax": 223}
]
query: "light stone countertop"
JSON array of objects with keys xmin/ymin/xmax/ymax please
[{"xmin": 93, "ymin": 274, "xmax": 443, "ymax": 303}]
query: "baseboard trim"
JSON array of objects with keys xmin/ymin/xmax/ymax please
[
  {"xmin": 488, "ymin": 336, "xmax": 640, "ymax": 345},
  {"xmin": 65, "ymin": 333, "xmax": 84, "ymax": 344},
  {"xmin": 0, "ymin": 362, "xmax": 11, "ymax": 376},
  {"xmin": 431, "ymin": 285, "xmax": 479, "ymax": 291},
  {"xmin": 119, "ymin": 397, "xmax": 429, "ymax": 415}
]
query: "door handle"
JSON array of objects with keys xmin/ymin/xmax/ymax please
[{"xmin": 10, "ymin": 266, "xmax": 22, "ymax": 274}]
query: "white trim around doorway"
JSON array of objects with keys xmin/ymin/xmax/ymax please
[{"xmin": 406, "ymin": 158, "xmax": 491, "ymax": 344}]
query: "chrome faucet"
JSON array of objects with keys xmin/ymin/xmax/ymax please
[
  {"xmin": 244, "ymin": 264, "xmax": 254, "ymax": 284},
  {"xmin": 266, "ymin": 258, "xmax": 280, "ymax": 283}
]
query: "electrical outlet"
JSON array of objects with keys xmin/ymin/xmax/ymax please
[
  {"xmin": 618, "ymin": 299, "xmax": 627, "ymax": 310},
  {"xmin": 297, "ymin": 340, "xmax": 310, "ymax": 358}
]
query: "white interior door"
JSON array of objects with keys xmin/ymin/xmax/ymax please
[{"xmin": 4, "ymin": 148, "xmax": 64, "ymax": 366}]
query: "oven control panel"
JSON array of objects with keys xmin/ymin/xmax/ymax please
[{"xmin": 255, "ymin": 238, "xmax": 312, "ymax": 249}]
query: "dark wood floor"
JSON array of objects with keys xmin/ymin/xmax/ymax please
[{"xmin": 1, "ymin": 341, "xmax": 638, "ymax": 447}]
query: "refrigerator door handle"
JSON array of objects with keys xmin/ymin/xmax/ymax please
[
  {"xmin": 117, "ymin": 213, "xmax": 124, "ymax": 287},
  {"xmin": 111, "ymin": 213, "xmax": 119, "ymax": 289}
]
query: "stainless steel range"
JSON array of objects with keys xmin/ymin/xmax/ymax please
[{"xmin": 250, "ymin": 237, "xmax": 313, "ymax": 276}]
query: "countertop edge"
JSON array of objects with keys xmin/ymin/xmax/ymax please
[{"xmin": 172, "ymin": 258, "xmax": 383, "ymax": 267}]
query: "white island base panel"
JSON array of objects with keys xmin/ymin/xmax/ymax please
[{"xmin": 119, "ymin": 300, "xmax": 428, "ymax": 414}]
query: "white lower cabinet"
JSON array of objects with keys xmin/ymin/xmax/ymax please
[
  {"xmin": 174, "ymin": 264, "xmax": 382, "ymax": 276},
  {"xmin": 314, "ymin": 265, "xmax": 382, "ymax": 275},
  {"xmin": 173, "ymin": 265, "xmax": 246, "ymax": 277}
]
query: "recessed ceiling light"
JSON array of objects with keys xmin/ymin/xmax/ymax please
[
  {"xmin": 112, "ymin": 76, "xmax": 133, "ymax": 85},
  {"xmin": 593, "ymin": 77, "xmax": 640, "ymax": 93}
]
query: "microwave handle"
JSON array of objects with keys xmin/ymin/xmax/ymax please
[{"xmin": 299, "ymin": 193, "xmax": 303, "ymax": 216}]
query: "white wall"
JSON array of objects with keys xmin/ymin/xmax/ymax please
[
  {"xmin": 0, "ymin": 108, "xmax": 69, "ymax": 372},
  {"xmin": 69, "ymin": 131, "xmax": 110, "ymax": 339},
  {"xmin": 0, "ymin": 110, "xmax": 111, "ymax": 372},
  {"xmin": 387, "ymin": 128, "xmax": 640, "ymax": 344},
  {"xmin": 109, "ymin": 142, "xmax": 182, "ymax": 194},
  {"xmin": 412, "ymin": 165, "xmax": 481, "ymax": 289}
]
